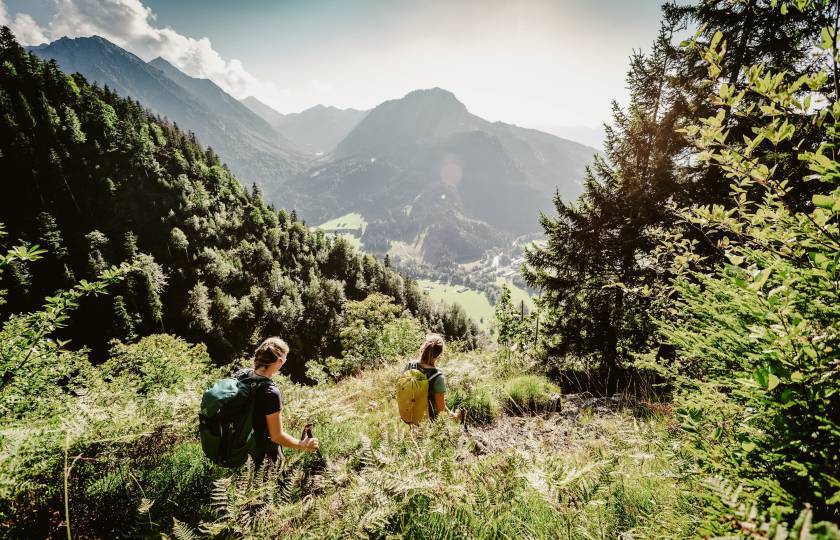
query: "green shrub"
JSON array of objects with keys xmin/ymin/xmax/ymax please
[
  {"xmin": 651, "ymin": 11, "xmax": 840, "ymax": 527},
  {"xmin": 501, "ymin": 375, "xmax": 560, "ymax": 414},
  {"xmin": 101, "ymin": 334, "xmax": 215, "ymax": 395},
  {"xmin": 447, "ymin": 385, "xmax": 501, "ymax": 426},
  {"xmin": 313, "ymin": 293, "xmax": 425, "ymax": 381}
]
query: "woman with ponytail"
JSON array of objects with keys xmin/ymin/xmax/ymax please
[
  {"xmin": 249, "ymin": 337, "xmax": 319, "ymax": 465},
  {"xmin": 402, "ymin": 333, "xmax": 463, "ymax": 422}
]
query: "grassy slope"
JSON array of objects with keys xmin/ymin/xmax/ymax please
[
  {"xmin": 0, "ymin": 334, "xmax": 703, "ymax": 538},
  {"xmin": 418, "ymin": 279, "xmax": 535, "ymax": 329},
  {"xmin": 418, "ymin": 279, "xmax": 496, "ymax": 327},
  {"xmin": 314, "ymin": 212, "xmax": 367, "ymax": 249},
  {"xmin": 317, "ymin": 212, "xmax": 368, "ymax": 232},
  {"xmin": 196, "ymin": 350, "xmax": 702, "ymax": 538}
]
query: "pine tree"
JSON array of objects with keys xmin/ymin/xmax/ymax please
[
  {"xmin": 524, "ymin": 16, "xmax": 682, "ymax": 386},
  {"xmin": 524, "ymin": 1, "xmax": 837, "ymax": 389}
]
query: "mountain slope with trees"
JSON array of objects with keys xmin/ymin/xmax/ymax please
[
  {"xmin": 0, "ymin": 29, "xmax": 478, "ymax": 374},
  {"xmin": 27, "ymin": 35, "xmax": 307, "ymax": 193}
]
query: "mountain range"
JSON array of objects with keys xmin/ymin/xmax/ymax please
[
  {"xmin": 27, "ymin": 36, "xmax": 306, "ymax": 189},
  {"xmin": 28, "ymin": 35, "xmax": 597, "ymax": 268},
  {"xmin": 275, "ymin": 88, "xmax": 596, "ymax": 264},
  {"xmin": 242, "ymin": 97, "xmax": 367, "ymax": 156}
]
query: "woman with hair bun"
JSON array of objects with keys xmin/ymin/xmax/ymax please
[
  {"xmin": 248, "ymin": 337, "xmax": 319, "ymax": 465},
  {"xmin": 402, "ymin": 333, "xmax": 463, "ymax": 422}
]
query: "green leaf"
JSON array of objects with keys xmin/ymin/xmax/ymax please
[
  {"xmin": 813, "ymin": 194, "xmax": 836, "ymax": 209},
  {"xmin": 821, "ymin": 26, "xmax": 834, "ymax": 50},
  {"xmin": 749, "ymin": 268, "xmax": 772, "ymax": 291},
  {"xmin": 753, "ymin": 367, "xmax": 770, "ymax": 388},
  {"xmin": 726, "ymin": 253, "xmax": 744, "ymax": 266},
  {"xmin": 710, "ymin": 30, "xmax": 723, "ymax": 51}
]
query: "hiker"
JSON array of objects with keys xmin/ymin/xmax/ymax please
[
  {"xmin": 397, "ymin": 333, "xmax": 464, "ymax": 423},
  {"xmin": 199, "ymin": 337, "xmax": 319, "ymax": 468},
  {"xmin": 248, "ymin": 337, "xmax": 320, "ymax": 464}
]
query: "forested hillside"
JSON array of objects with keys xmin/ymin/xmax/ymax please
[
  {"xmin": 0, "ymin": 29, "xmax": 479, "ymax": 374},
  {"xmin": 27, "ymin": 35, "xmax": 307, "ymax": 192}
]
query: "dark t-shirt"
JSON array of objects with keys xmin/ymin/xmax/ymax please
[
  {"xmin": 238, "ymin": 371, "xmax": 282, "ymax": 462},
  {"xmin": 403, "ymin": 362, "xmax": 446, "ymax": 419},
  {"xmin": 253, "ymin": 383, "xmax": 282, "ymax": 437}
]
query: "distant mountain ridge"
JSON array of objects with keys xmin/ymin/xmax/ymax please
[
  {"xmin": 28, "ymin": 35, "xmax": 306, "ymax": 189},
  {"xmin": 148, "ymin": 57, "xmax": 279, "ymax": 144},
  {"xmin": 242, "ymin": 96, "xmax": 367, "ymax": 155},
  {"xmin": 284, "ymin": 88, "xmax": 597, "ymax": 266}
]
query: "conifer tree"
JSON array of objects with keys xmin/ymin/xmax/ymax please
[{"xmin": 525, "ymin": 0, "xmax": 837, "ymax": 387}]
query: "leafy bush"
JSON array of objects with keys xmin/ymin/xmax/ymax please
[
  {"xmin": 501, "ymin": 375, "xmax": 561, "ymax": 414},
  {"xmin": 309, "ymin": 293, "xmax": 424, "ymax": 381},
  {"xmin": 101, "ymin": 334, "xmax": 215, "ymax": 395},
  {"xmin": 651, "ymin": 7, "xmax": 840, "ymax": 527},
  {"xmin": 0, "ymin": 330, "xmax": 221, "ymax": 538}
]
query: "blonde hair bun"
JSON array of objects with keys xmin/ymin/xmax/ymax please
[
  {"xmin": 419, "ymin": 333, "xmax": 445, "ymax": 365},
  {"xmin": 253, "ymin": 337, "xmax": 289, "ymax": 369}
]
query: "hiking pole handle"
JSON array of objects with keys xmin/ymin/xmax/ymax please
[{"xmin": 301, "ymin": 423, "xmax": 324, "ymax": 460}]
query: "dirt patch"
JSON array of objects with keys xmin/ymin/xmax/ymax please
[{"xmin": 461, "ymin": 394, "xmax": 628, "ymax": 458}]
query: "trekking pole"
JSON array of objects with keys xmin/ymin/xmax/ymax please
[{"xmin": 301, "ymin": 423, "xmax": 325, "ymax": 461}]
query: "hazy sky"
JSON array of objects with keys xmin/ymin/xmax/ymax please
[{"xmin": 1, "ymin": 0, "xmax": 665, "ymax": 131}]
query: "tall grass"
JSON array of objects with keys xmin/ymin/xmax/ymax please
[{"xmin": 1, "ymin": 338, "xmax": 703, "ymax": 538}]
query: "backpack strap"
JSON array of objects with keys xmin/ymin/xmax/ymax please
[
  {"xmin": 425, "ymin": 369, "xmax": 442, "ymax": 419},
  {"xmin": 237, "ymin": 369, "xmax": 273, "ymax": 391}
]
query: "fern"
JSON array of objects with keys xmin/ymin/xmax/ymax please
[
  {"xmin": 171, "ymin": 517, "xmax": 201, "ymax": 540},
  {"xmin": 704, "ymin": 476, "xmax": 840, "ymax": 539}
]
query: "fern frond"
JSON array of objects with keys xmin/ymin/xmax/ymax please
[{"xmin": 171, "ymin": 517, "xmax": 200, "ymax": 540}]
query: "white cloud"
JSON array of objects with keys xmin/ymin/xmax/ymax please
[
  {"xmin": 0, "ymin": 2, "xmax": 49, "ymax": 45},
  {"xmin": 0, "ymin": 0, "xmax": 280, "ymax": 104}
]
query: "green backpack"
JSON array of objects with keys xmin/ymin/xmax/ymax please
[{"xmin": 199, "ymin": 370, "xmax": 271, "ymax": 468}]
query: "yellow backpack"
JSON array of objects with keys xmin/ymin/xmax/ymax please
[{"xmin": 396, "ymin": 363, "xmax": 440, "ymax": 424}]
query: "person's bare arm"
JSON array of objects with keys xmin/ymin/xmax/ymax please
[
  {"xmin": 433, "ymin": 392, "xmax": 463, "ymax": 422},
  {"xmin": 266, "ymin": 411, "xmax": 319, "ymax": 451}
]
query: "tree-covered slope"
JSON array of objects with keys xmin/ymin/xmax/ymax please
[
  {"xmin": 27, "ymin": 35, "xmax": 306, "ymax": 193},
  {"xmin": 0, "ymin": 28, "xmax": 478, "ymax": 375}
]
